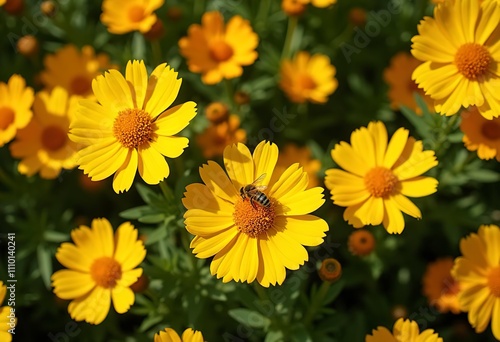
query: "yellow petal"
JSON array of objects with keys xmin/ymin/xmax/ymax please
[
  {"xmin": 238, "ymin": 235, "xmax": 259, "ymax": 283},
  {"xmin": 382, "ymin": 127, "xmax": 409, "ymax": 169},
  {"xmin": 154, "ymin": 101, "xmax": 197, "ymax": 136},
  {"xmin": 400, "ymin": 177, "xmax": 439, "ymax": 197},
  {"xmin": 68, "ymin": 286, "xmax": 111, "ymax": 325},
  {"xmin": 138, "ymin": 145, "xmax": 170, "ymax": 184},
  {"xmin": 125, "ymin": 60, "xmax": 148, "ymax": 109},
  {"xmin": 91, "ymin": 218, "xmax": 115, "ymax": 257},
  {"xmin": 199, "ymin": 161, "xmax": 238, "ymax": 203},
  {"xmin": 331, "ymin": 141, "xmax": 370, "ymax": 177},
  {"xmin": 51, "ymin": 270, "xmax": 95, "ymax": 300},
  {"xmin": 252, "ymin": 141, "xmax": 278, "ymax": 187},
  {"xmin": 266, "ymin": 223, "xmax": 309, "ymax": 270},
  {"xmin": 151, "ymin": 136, "xmax": 189, "ymax": 158},
  {"xmin": 366, "ymin": 327, "xmax": 397, "ymax": 342},
  {"xmin": 391, "ymin": 193, "xmax": 421, "ymax": 219},
  {"xmin": 192, "ymin": 228, "xmax": 239, "ymax": 259},
  {"xmin": 111, "ymin": 285, "xmax": 135, "ymax": 314},
  {"xmin": 185, "ymin": 211, "xmax": 235, "ymax": 236},
  {"xmin": 350, "ymin": 126, "xmax": 376, "ymax": 167},
  {"xmin": 117, "ymin": 268, "xmax": 143, "ymax": 288},
  {"xmin": 276, "ymin": 187, "xmax": 325, "ymax": 216},
  {"xmin": 269, "ymin": 163, "xmax": 308, "ymax": 200},
  {"xmin": 468, "ymin": 291, "xmax": 495, "ymax": 333},
  {"xmin": 92, "ymin": 70, "xmax": 133, "ymax": 111},
  {"xmin": 274, "ymin": 215, "xmax": 328, "ymax": 246},
  {"xmin": 209, "ymin": 232, "xmax": 241, "ymax": 282},
  {"xmin": 181, "ymin": 329, "xmax": 204, "ymax": 342},
  {"xmin": 113, "ymin": 222, "xmax": 146, "ymax": 271},
  {"xmin": 256, "ymin": 236, "xmax": 286, "ymax": 287},
  {"xmin": 478, "ymin": 225, "xmax": 500, "ymax": 267},
  {"xmin": 459, "ymin": 232, "xmax": 490, "ymax": 270},
  {"xmin": 368, "ymin": 121, "xmax": 388, "ymax": 166},
  {"xmin": 55, "ymin": 242, "xmax": 93, "ymax": 272},
  {"xmin": 182, "ymin": 183, "xmax": 234, "ymax": 213},
  {"xmin": 491, "ymin": 299, "xmax": 500, "ymax": 340},
  {"xmin": 155, "ymin": 328, "xmax": 182, "ymax": 342},
  {"xmin": 382, "ymin": 198, "xmax": 405, "ymax": 234},
  {"xmin": 223, "ymin": 143, "xmax": 254, "ymax": 191},
  {"xmin": 144, "ymin": 64, "xmax": 182, "ymax": 118},
  {"xmin": 113, "ymin": 148, "xmax": 138, "ymax": 193}
]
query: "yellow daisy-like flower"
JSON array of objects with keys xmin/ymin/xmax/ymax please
[
  {"xmin": 179, "ymin": 11, "xmax": 259, "ymax": 85},
  {"xmin": 423, "ymin": 258, "xmax": 461, "ymax": 314},
  {"xmin": 460, "ymin": 106, "xmax": 500, "ymax": 161},
  {"xmin": 69, "ymin": 60, "xmax": 197, "ymax": 193},
  {"xmin": 451, "ymin": 225, "xmax": 500, "ymax": 339},
  {"xmin": 269, "ymin": 144, "xmax": 321, "ymax": 188},
  {"xmin": 383, "ymin": 52, "xmax": 434, "ymax": 114},
  {"xmin": 324, "ymin": 121, "xmax": 439, "ymax": 234},
  {"xmin": 182, "ymin": 141, "xmax": 329, "ymax": 287},
  {"xmin": 366, "ymin": 318, "xmax": 443, "ymax": 342},
  {"xmin": 51, "ymin": 218, "xmax": 146, "ymax": 325},
  {"xmin": 0, "ymin": 74, "xmax": 34, "ymax": 147},
  {"xmin": 411, "ymin": 0, "xmax": 500, "ymax": 119},
  {"xmin": 101, "ymin": 0, "xmax": 164, "ymax": 34},
  {"xmin": 154, "ymin": 328, "xmax": 204, "ymax": 342},
  {"xmin": 280, "ymin": 51, "xmax": 338, "ymax": 104},
  {"xmin": 0, "ymin": 281, "xmax": 15, "ymax": 342},
  {"xmin": 297, "ymin": 0, "xmax": 336, "ymax": 8},
  {"xmin": 9, "ymin": 87, "xmax": 78, "ymax": 179},
  {"xmin": 40, "ymin": 45, "xmax": 117, "ymax": 97}
]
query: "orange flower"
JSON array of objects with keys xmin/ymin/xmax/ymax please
[
  {"xmin": 100, "ymin": 0, "xmax": 164, "ymax": 34},
  {"xmin": 196, "ymin": 114, "xmax": 246, "ymax": 158},
  {"xmin": 347, "ymin": 229, "xmax": 375, "ymax": 256},
  {"xmin": 383, "ymin": 52, "xmax": 433, "ymax": 114},
  {"xmin": 318, "ymin": 258, "xmax": 342, "ymax": 283},
  {"xmin": 423, "ymin": 258, "xmax": 461, "ymax": 314},
  {"xmin": 460, "ymin": 106, "xmax": 500, "ymax": 161},
  {"xmin": 179, "ymin": 11, "xmax": 258, "ymax": 84},
  {"xmin": 282, "ymin": 0, "xmax": 306, "ymax": 16}
]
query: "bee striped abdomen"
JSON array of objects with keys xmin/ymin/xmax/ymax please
[{"xmin": 255, "ymin": 192, "xmax": 271, "ymax": 207}]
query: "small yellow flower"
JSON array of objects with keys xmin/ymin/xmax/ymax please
[
  {"xmin": 383, "ymin": 52, "xmax": 433, "ymax": 115},
  {"xmin": 69, "ymin": 60, "xmax": 197, "ymax": 193},
  {"xmin": 179, "ymin": 11, "xmax": 259, "ymax": 85},
  {"xmin": 40, "ymin": 45, "xmax": 117, "ymax": 98},
  {"xmin": 183, "ymin": 141, "xmax": 329, "ymax": 287},
  {"xmin": 280, "ymin": 51, "xmax": 338, "ymax": 104},
  {"xmin": 0, "ymin": 281, "xmax": 16, "ymax": 342},
  {"xmin": 297, "ymin": 0, "xmax": 336, "ymax": 8},
  {"xmin": 460, "ymin": 106, "xmax": 500, "ymax": 161},
  {"xmin": 325, "ymin": 121, "xmax": 438, "ymax": 234},
  {"xmin": 423, "ymin": 258, "xmax": 461, "ymax": 314},
  {"xmin": 366, "ymin": 318, "xmax": 443, "ymax": 342},
  {"xmin": 101, "ymin": 0, "xmax": 164, "ymax": 34},
  {"xmin": 154, "ymin": 328, "xmax": 204, "ymax": 342},
  {"xmin": 51, "ymin": 218, "xmax": 146, "ymax": 325},
  {"xmin": 452, "ymin": 225, "xmax": 500, "ymax": 339},
  {"xmin": 0, "ymin": 74, "xmax": 34, "ymax": 147},
  {"xmin": 10, "ymin": 87, "xmax": 78, "ymax": 179},
  {"xmin": 411, "ymin": 0, "xmax": 500, "ymax": 118}
]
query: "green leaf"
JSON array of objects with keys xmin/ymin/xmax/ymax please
[
  {"xmin": 466, "ymin": 169, "xmax": 500, "ymax": 183},
  {"xmin": 43, "ymin": 231, "xmax": 68, "ymax": 243},
  {"xmin": 324, "ymin": 279, "xmax": 344, "ymax": 305},
  {"xmin": 131, "ymin": 32, "xmax": 146, "ymax": 60},
  {"xmin": 119, "ymin": 205, "xmax": 153, "ymax": 220},
  {"xmin": 37, "ymin": 245, "xmax": 52, "ymax": 289},
  {"xmin": 136, "ymin": 183, "xmax": 162, "ymax": 205},
  {"xmin": 228, "ymin": 308, "xmax": 271, "ymax": 329},
  {"xmin": 265, "ymin": 330, "xmax": 284, "ymax": 342},
  {"xmin": 290, "ymin": 323, "xmax": 312, "ymax": 342},
  {"xmin": 400, "ymin": 105, "xmax": 430, "ymax": 140},
  {"xmin": 138, "ymin": 213, "xmax": 166, "ymax": 224}
]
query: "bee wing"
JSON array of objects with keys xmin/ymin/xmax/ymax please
[
  {"xmin": 251, "ymin": 173, "xmax": 267, "ymax": 185},
  {"xmin": 254, "ymin": 185, "xmax": 267, "ymax": 191}
]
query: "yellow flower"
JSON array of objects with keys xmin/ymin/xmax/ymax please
[
  {"xmin": 366, "ymin": 318, "xmax": 443, "ymax": 342},
  {"xmin": 9, "ymin": 87, "xmax": 78, "ymax": 179},
  {"xmin": 0, "ymin": 281, "xmax": 15, "ymax": 342},
  {"xmin": 411, "ymin": 0, "xmax": 500, "ymax": 119},
  {"xmin": 182, "ymin": 141, "xmax": 328, "ymax": 287},
  {"xmin": 69, "ymin": 60, "xmax": 197, "ymax": 193},
  {"xmin": 383, "ymin": 52, "xmax": 433, "ymax": 115},
  {"xmin": 0, "ymin": 74, "xmax": 34, "ymax": 147},
  {"xmin": 460, "ymin": 106, "xmax": 500, "ymax": 161},
  {"xmin": 101, "ymin": 0, "xmax": 164, "ymax": 34},
  {"xmin": 179, "ymin": 11, "xmax": 259, "ymax": 85},
  {"xmin": 40, "ymin": 45, "xmax": 117, "ymax": 97},
  {"xmin": 196, "ymin": 114, "xmax": 246, "ymax": 158},
  {"xmin": 423, "ymin": 258, "xmax": 461, "ymax": 314},
  {"xmin": 280, "ymin": 51, "xmax": 338, "ymax": 104},
  {"xmin": 51, "ymin": 218, "xmax": 146, "ymax": 325},
  {"xmin": 154, "ymin": 328, "xmax": 204, "ymax": 342},
  {"xmin": 297, "ymin": 0, "xmax": 336, "ymax": 8},
  {"xmin": 281, "ymin": 0, "xmax": 307, "ymax": 16},
  {"xmin": 269, "ymin": 144, "xmax": 321, "ymax": 188},
  {"xmin": 324, "ymin": 121, "xmax": 438, "ymax": 234},
  {"xmin": 451, "ymin": 225, "xmax": 500, "ymax": 339}
]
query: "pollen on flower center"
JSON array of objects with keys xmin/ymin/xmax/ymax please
[
  {"xmin": 90, "ymin": 257, "xmax": 122, "ymax": 288},
  {"xmin": 454, "ymin": 43, "xmax": 492, "ymax": 80},
  {"xmin": 364, "ymin": 166, "xmax": 399, "ymax": 197},
  {"xmin": 128, "ymin": 5, "xmax": 146, "ymax": 22},
  {"xmin": 42, "ymin": 125, "xmax": 67, "ymax": 151},
  {"xmin": 113, "ymin": 109, "xmax": 153, "ymax": 149},
  {"xmin": 233, "ymin": 197, "xmax": 275, "ymax": 238},
  {"xmin": 487, "ymin": 266, "xmax": 500, "ymax": 297},
  {"xmin": 209, "ymin": 40, "xmax": 234, "ymax": 62},
  {"xmin": 0, "ymin": 106, "xmax": 15, "ymax": 130},
  {"xmin": 70, "ymin": 75, "xmax": 92, "ymax": 95},
  {"xmin": 481, "ymin": 121, "xmax": 500, "ymax": 141},
  {"xmin": 298, "ymin": 74, "xmax": 317, "ymax": 90}
]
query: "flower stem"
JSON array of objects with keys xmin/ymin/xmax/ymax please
[
  {"xmin": 281, "ymin": 16, "xmax": 298, "ymax": 60},
  {"xmin": 159, "ymin": 180, "xmax": 173, "ymax": 201},
  {"xmin": 303, "ymin": 281, "xmax": 331, "ymax": 327},
  {"xmin": 224, "ymin": 78, "xmax": 236, "ymax": 111},
  {"xmin": 151, "ymin": 39, "xmax": 163, "ymax": 66}
]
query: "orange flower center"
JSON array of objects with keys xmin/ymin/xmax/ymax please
[
  {"xmin": 70, "ymin": 75, "xmax": 92, "ymax": 95},
  {"xmin": 113, "ymin": 109, "xmax": 153, "ymax": 149},
  {"xmin": 42, "ymin": 125, "xmax": 67, "ymax": 151},
  {"xmin": 364, "ymin": 166, "xmax": 399, "ymax": 198},
  {"xmin": 0, "ymin": 107, "xmax": 15, "ymax": 130},
  {"xmin": 298, "ymin": 74, "xmax": 317, "ymax": 90},
  {"xmin": 128, "ymin": 5, "xmax": 146, "ymax": 23},
  {"xmin": 454, "ymin": 43, "xmax": 491, "ymax": 80},
  {"xmin": 319, "ymin": 258, "xmax": 342, "ymax": 282},
  {"xmin": 90, "ymin": 257, "xmax": 122, "ymax": 288},
  {"xmin": 209, "ymin": 40, "xmax": 234, "ymax": 62},
  {"xmin": 481, "ymin": 121, "xmax": 500, "ymax": 141},
  {"xmin": 233, "ymin": 197, "xmax": 275, "ymax": 238},
  {"xmin": 487, "ymin": 266, "xmax": 500, "ymax": 297}
]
